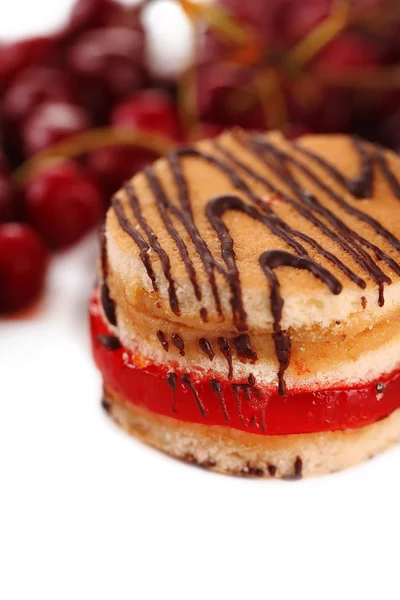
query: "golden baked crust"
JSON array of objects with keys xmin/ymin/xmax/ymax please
[
  {"xmin": 106, "ymin": 130, "xmax": 400, "ymax": 328},
  {"xmin": 100, "ymin": 130, "xmax": 400, "ymax": 388},
  {"xmin": 104, "ymin": 385, "xmax": 400, "ymax": 478}
]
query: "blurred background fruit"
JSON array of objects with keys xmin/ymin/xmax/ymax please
[
  {"xmin": 23, "ymin": 101, "xmax": 91, "ymax": 155},
  {"xmin": 0, "ymin": 0, "xmax": 399, "ymax": 313},
  {"xmin": 24, "ymin": 161, "xmax": 104, "ymax": 249},
  {"xmin": 0, "ymin": 170, "xmax": 17, "ymax": 223},
  {"xmin": 67, "ymin": 26, "xmax": 145, "ymax": 98},
  {"xmin": 111, "ymin": 89, "xmax": 182, "ymax": 138},
  {"xmin": 0, "ymin": 223, "xmax": 48, "ymax": 313},
  {"xmin": 193, "ymin": 0, "xmax": 400, "ymax": 147}
]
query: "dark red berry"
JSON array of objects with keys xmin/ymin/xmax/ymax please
[
  {"xmin": 0, "ymin": 36, "xmax": 55, "ymax": 88},
  {"xmin": 3, "ymin": 66, "xmax": 74, "ymax": 122},
  {"xmin": 22, "ymin": 101, "xmax": 90, "ymax": 155},
  {"xmin": 75, "ymin": 78, "xmax": 112, "ymax": 126},
  {"xmin": 87, "ymin": 146, "xmax": 157, "ymax": 196},
  {"xmin": 197, "ymin": 63, "xmax": 266, "ymax": 128},
  {"xmin": 289, "ymin": 88, "xmax": 351, "ymax": 133},
  {"xmin": 0, "ymin": 172, "xmax": 16, "ymax": 222},
  {"xmin": 375, "ymin": 91, "xmax": 400, "ymax": 115},
  {"xmin": 0, "ymin": 151, "xmax": 10, "ymax": 174},
  {"xmin": 274, "ymin": 0, "xmax": 331, "ymax": 46},
  {"xmin": 314, "ymin": 33, "xmax": 382, "ymax": 72},
  {"xmin": 25, "ymin": 161, "xmax": 104, "ymax": 249},
  {"xmin": 67, "ymin": 27, "xmax": 145, "ymax": 97},
  {"xmin": 378, "ymin": 109, "xmax": 400, "ymax": 150},
  {"xmin": 66, "ymin": 0, "xmax": 129, "ymax": 35},
  {"xmin": 0, "ymin": 223, "xmax": 48, "ymax": 313},
  {"xmin": 219, "ymin": 0, "xmax": 274, "ymax": 38},
  {"xmin": 111, "ymin": 89, "xmax": 181, "ymax": 138}
]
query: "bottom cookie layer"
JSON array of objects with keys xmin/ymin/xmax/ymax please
[{"xmin": 103, "ymin": 385, "xmax": 400, "ymax": 478}]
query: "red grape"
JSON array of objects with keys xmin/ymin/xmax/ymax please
[
  {"xmin": 288, "ymin": 88, "xmax": 352, "ymax": 133},
  {"xmin": 0, "ymin": 223, "xmax": 49, "ymax": 313},
  {"xmin": 274, "ymin": 0, "xmax": 331, "ymax": 47},
  {"xmin": 378, "ymin": 109, "xmax": 400, "ymax": 150},
  {"xmin": 88, "ymin": 146, "xmax": 157, "ymax": 196},
  {"xmin": 22, "ymin": 101, "xmax": 90, "ymax": 155},
  {"xmin": 67, "ymin": 27, "xmax": 145, "ymax": 97},
  {"xmin": 66, "ymin": 0, "xmax": 128, "ymax": 35},
  {"xmin": 25, "ymin": 161, "xmax": 104, "ymax": 249},
  {"xmin": 197, "ymin": 63, "xmax": 266, "ymax": 128},
  {"xmin": 0, "ymin": 36, "xmax": 55, "ymax": 88},
  {"xmin": 0, "ymin": 172, "xmax": 16, "ymax": 222},
  {"xmin": 3, "ymin": 66, "xmax": 74, "ymax": 122},
  {"xmin": 313, "ymin": 32, "xmax": 382, "ymax": 72},
  {"xmin": 111, "ymin": 89, "xmax": 181, "ymax": 138},
  {"xmin": 219, "ymin": 0, "xmax": 275, "ymax": 38}
]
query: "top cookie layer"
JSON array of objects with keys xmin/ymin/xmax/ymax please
[{"xmin": 106, "ymin": 129, "xmax": 400, "ymax": 333}]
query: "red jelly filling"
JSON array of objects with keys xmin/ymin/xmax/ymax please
[{"xmin": 90, "ymin": 294, "xmax": 400, "ymax": 436}]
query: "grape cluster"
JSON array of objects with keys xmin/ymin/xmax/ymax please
[
  {"xmin": 196, "ymin": 0, "xmax": 400, "ymax": 147},
  {"xmin": 0, "ymin": 0, "xmax": 399, "ymax": 315},
  {"xmin": 0, "ymin": 0, "xmax": 187, "ymax": 313}
]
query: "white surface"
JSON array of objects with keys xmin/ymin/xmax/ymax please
[{"xmin": 1, "ymin": 3, "xmax": 400, "ymax": 600}]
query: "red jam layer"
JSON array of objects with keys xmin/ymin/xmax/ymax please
[{"xmin": 90, "ymin": 295, "xmax": 400, "ymax": 436}]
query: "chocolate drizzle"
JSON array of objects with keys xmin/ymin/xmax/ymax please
[
  {"xmin": 181, "ymin": 374, "xmax": 207, "ymax": 416},
  {"xmin": 112, "ymin": 196, "xmax": 157, "ymax": 292},
  {"xmin": 228, "ymin": 133, "xmax": 400, "ymax": 304},
  {"xmin": 232, "ymin": 334, "xmax": 258, "ymax": 363},
  {"xmin": 288, "ymin": 456, "xmax": 303, "ymax": 479},
  {"xmin": 231, "ymin": 381, "xmax": 260, "ymax": 424},
  {"xmin": 96, "ymin": 334, "xmax": 121, "ymax": 350},
  {"xmin": 122, "ymin": 184, "xmax": 180, "ymax": 314},
  {"xmin": 100, "ymin": 227, "xmax": 117, "ymax": 326},
  {"xmin": 295, "ymin": 136, "xmax": 375, "ymax": 198},
  {"xmin": 375, "ymin": 147, "xmax": 400, "ymax": 199},
  {"xmin": 206, "ymin": 193, "xmax": 306, "ymax": 331},
  {"xmin": 166, "ymin": 372, "xmax": 178, "ymax": 412},
  {"xmin": 209, "ymin": 379, "xmax": 229, "ymax": 421},
  {"xmin": 294, "ymin": 456, "xmax": 303, "ymax": 478},
  {"xmin": 144, "ymin": 166, "xmax": 202, "ymax": 303},
  {"xmin": 109, "ymin": 130, "xmax": 400, "ymax": 395},
  {"xmin": 231, "ymin": 384, "xmax": 245, "ymax": 424},
  {"xmin": 156, "ymin": 330, "xmax": 169, "ymax": 351},
  {"xmin": 172, "ymin": 333, "xmax": 185, "ymax": 356},
  {"xmin": 218, "ymin": 337, "xmax": 233, "ymax": 379},
  {"xmin": 200, "ymin": 307, "xmax": 208, "ymax": 322},
  {"xmin": 214, "ymin": 137, "xmax": 368, "ymax": 289},
  {"xmin": 283, "ymin": 456, "xmax": 303, "ymax": 480},
  {"xmin": 259, "ymin": 250, "xmax": 342, "ymax": 395},
  {"xmin": 199, "ymin": 338, "xmax": 214, "ymax": 361}
]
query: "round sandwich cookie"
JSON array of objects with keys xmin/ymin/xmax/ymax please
[{"xmin": 91, "ymin": 129, "xmax": 400, "ymax": 478}]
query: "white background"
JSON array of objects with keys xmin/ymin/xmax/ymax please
[{"xmin": 1, "ymin": 2, "xmax": 400, "ymax": 599}]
